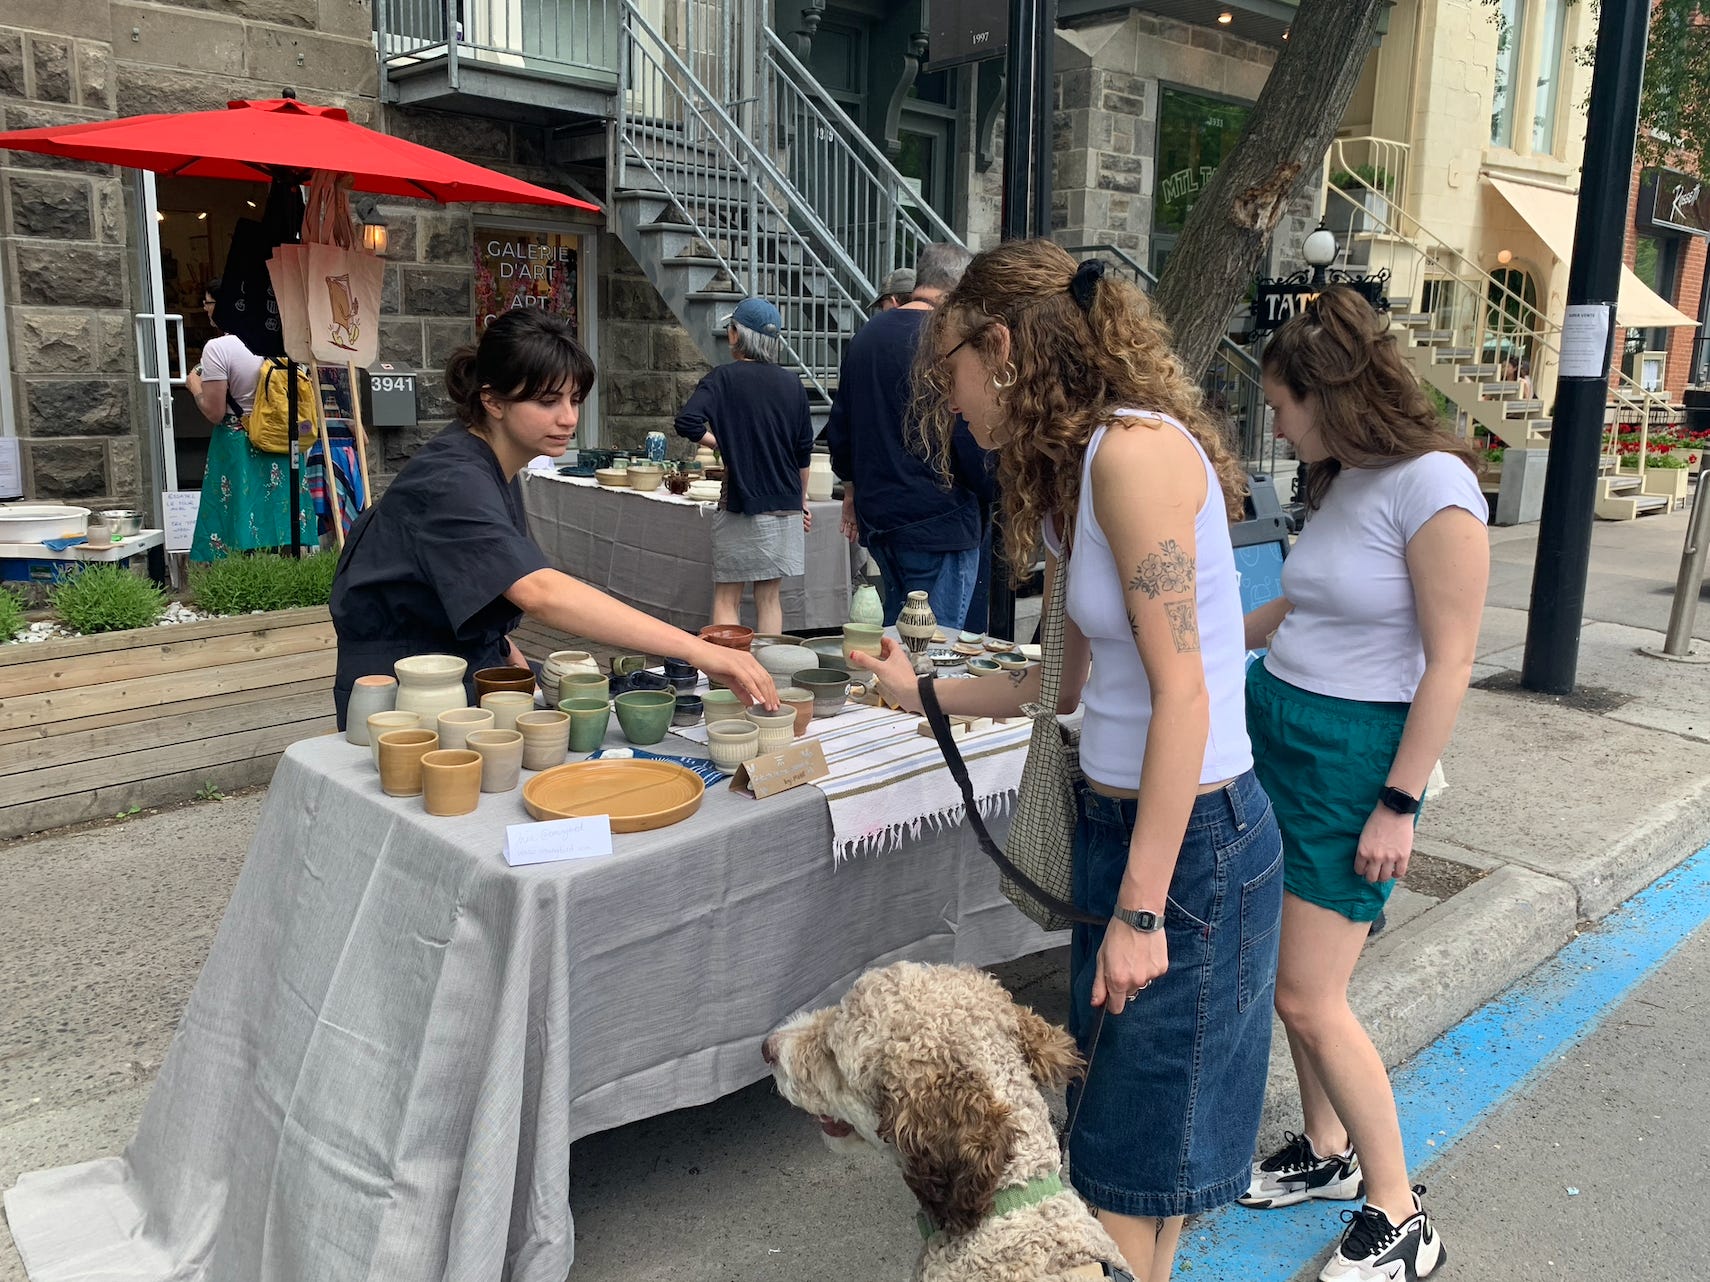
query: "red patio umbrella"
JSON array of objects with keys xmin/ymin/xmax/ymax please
[{"xmin": 0, "ymin": 97, "xmax": 600, "ymax": 209}]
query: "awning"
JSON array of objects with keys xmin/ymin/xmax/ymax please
[{"xmin": 1487, "ymin": 175, "xmax": 1698, "ymax": 329}]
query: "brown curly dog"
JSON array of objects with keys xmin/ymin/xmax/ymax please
[{"xmin": 762, "ymin": 962, "xmax": 1132, "ymax": 1282}]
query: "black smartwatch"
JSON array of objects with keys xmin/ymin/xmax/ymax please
[
  {"xmin": 1113, "ymin": 907, "xmax": 1164, "ymax": 933},
  {"xmin": 1378, "ymin": 785, "xmax": 1420, "ymax": 815}
]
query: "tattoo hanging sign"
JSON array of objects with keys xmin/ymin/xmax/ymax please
[
  {"xmin": 1249, "ymin": 267, "xmax": 1390, "ymax": 337},
  {"xmin": 474, "ymin": 225, "xmax": 582, "ymax": 336}
]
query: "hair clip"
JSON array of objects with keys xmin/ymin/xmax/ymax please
[{"xmin": 1069, "ymin": 259, "xmax": 1107, "ymax": 312}]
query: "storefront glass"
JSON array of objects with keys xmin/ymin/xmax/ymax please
[{"xmin": 1151, "ymin": 86, "xmax": 1251, "ymax": 275}]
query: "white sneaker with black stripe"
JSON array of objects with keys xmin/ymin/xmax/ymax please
[
  {"xmin": 1318, "ymin": 1185, "xmax": 1446, "ymax": 1282},
  {"xmin": 1238, "ymin": 1132, "xmax": 1364, "ymax": 1209}
]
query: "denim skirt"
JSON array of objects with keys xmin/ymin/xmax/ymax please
[{"xmin": 1064, "ymin": 770, "xmax": 1283, "ymax": 1218}]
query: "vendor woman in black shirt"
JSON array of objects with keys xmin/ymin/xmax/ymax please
[{"xmin": 330, "ymin": 309, "xmax": 776, "ymax": 728}]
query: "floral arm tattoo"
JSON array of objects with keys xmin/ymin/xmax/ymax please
[{"xmin": 1130, "ymin": 540, "xmax": 1200, "ymax": 654}]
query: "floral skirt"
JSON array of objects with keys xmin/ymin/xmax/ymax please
[{"xmin": 190, "ymin": 417, "xmax": 317, "ymax": 563}]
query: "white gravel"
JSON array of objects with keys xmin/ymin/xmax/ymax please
[{"xmin": 4, "ymin": 599, "xmax": 217, "ymax": 645}]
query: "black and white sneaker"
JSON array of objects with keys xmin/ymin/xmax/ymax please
[
  {"xmin": 1318, "ymin": 1186, "xmax": 1446, "ymax": 1282},
  {"xmin": 1238, "ymin": 1132, "xmax": 1364, "ymax": 1209}
]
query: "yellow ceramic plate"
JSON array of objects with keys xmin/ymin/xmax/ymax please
[{"xmin": 522, "ymin": 759, "xmax": 705, "ymax": 832}]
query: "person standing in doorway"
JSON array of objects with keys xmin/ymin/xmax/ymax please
[
  {"xmin": 674, "ymin": 297, "xmax": 815, "ymax": 635},
  {"xmin": 826, "ymin": 243, "xmax": 994, "ymax": 628}
]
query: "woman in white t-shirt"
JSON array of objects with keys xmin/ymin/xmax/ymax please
[
  {"xmin": 1238, "ymin": 288, "xmax": 1488, "ymax": 1282},
  {"xmin": 849, "ymin": 239, "xmax": 1283, "ymax": 1282},
  {"xmin": 186, "ymin": 279, "xmax": 314, "ymax": 561}
]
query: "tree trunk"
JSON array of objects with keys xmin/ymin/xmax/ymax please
[{"xmin": 1154, "ymin": 0, "xmax": 1388, "ymax": 379}]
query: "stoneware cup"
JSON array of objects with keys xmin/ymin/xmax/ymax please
[
  {"xmin": 420, "ymin": 749, "xmax": 482, "ymax": 817},
  {"xmin": 345, "ymin": 675, "xmax": 398, "ymax": 746},
  {"xmin": 611, "ymin": 654, "xmax": 649, "ymax": 678},
  {"xmin": 794, "ymin": 668, "xmax": 852, "ymax": 718},
  {"xmin": 746, "ymin": 704, "xmax": 798, "ymax": 753},
  {"xmin": 614, "ymin": 690, "xmax": 675, "ymax": 746},
  {"xmin": 481, "ymin": 690, "xmax": 535, "ymax": 732},
  {"xmin": 466, "ymin": 728, "xmax": 525, "ymax": 793},
  {"xmin": 377, "ymin": 728, "xmax": 439, "ymax": 798},
  {"xmin": 707, "ymin": 720, "xmax": 760, "ymax": 772},
  {"xmin": 436, "ymin": 706, "xmax": 495, "ymax": 751},
  {"xmin": 778, "ymin": 686, "xmax": 816, "ymax": 737},
  {"xmin": 701, "ymin": 687, "xmax": 743, "ymax": 721},
  {"xmin": 560, "ymin": 696, "xmax": 613, "ymax": 753},
  {"xmin": 514, "ymin": 709, "xmax": 572, "ymax": 771},
  {"xmin": 841, "ymin": 622, "xmax": 883, "ymax": 664},
  {"xmin": 672, "ymin": 694, "xmax": 704, "ymax": 728},
  {"xmin": 473, "ymin": 665, "xmax": 536, "ymax": 702},
  {"xmin": 366, "ymin": 711, "xmax": 421, "ymax": 766},
  {"xmin": 559, "ymin": 672, "xmax": 611, "ymax": 702}
]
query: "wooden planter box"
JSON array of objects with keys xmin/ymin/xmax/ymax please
[{"xmin": 0, "ymin": 607, "xmax": 335, "ymax": 839}]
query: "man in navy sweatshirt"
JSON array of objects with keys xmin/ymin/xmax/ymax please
[{"xmin": 825, "ymin": 243, "xmax": 995, "ymax": 629}]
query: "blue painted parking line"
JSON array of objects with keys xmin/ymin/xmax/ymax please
[{"xmin": 1174, "ymin": 842, "xmax": 1710, "ymax": 1280}]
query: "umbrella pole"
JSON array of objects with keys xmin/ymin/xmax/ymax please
[
  {"xmin": 309, "ymin": 359, "xmax": 345, "ymax": 549},
  {"xmin": 287, "ymin": 357, "xmax": 303, "ymax": 560},
  {"xmin": 347, "ymin": 361, "xmax": 374, "ymax": 511}
]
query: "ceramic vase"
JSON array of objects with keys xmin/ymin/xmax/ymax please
[
  {"xmin": 849, "ymin": 583, "xmax": 883, "ymax": 626},
  {"xmin": 421, "ymin": 749, "xmax": 482, "ymax": 817},
  {"xmin": 366, "ymin": 711, "xmax": 421, "ymax": 766},
  {"xmin": 345, "ymin": 676, "xmax": 398, "ymax": 745},
  {"xmin": 394, "ymin": 654, "xmax": 469, "ymax": 722},
  {"xmin": 377, "ymin": 728, "xmax": 439, "ymax": 797},
  {"xmin": 436, "ymin": 707, "xmax": 494, "ymax": 752},
  {"xmin": 807, "ymin": 453, "xmax": 836, "ymax": 502},
  {"xmin": 897, "ymin": 591, "xmax": 937, "ymax": 658},
  {"xmin": 466, "ymin": 729, "xmax": 525, "ymax": 793},
  {"xmin": 646, "ymin": 430, "xmax": 669, "ymax": 464},
  {"xmin": 515, "ymin": 710, "xmax": 571, "ymax": 770}
]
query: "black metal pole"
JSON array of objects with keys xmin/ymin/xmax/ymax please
[
  {"xmin": 1000, "ymin": 0, "xmax": 1037, "ymax": 242},
  {"xmin": 1520, "ymin": 1, "xmax": 1649, "ymax": 693},
  {"xmin": 1030, "ymin": 0, "xmax": 1056, "ymax": 235}
]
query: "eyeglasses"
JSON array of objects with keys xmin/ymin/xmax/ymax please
[{"xmin": 939, "ymin": 334, "xmax": 973, "ymax": 363}]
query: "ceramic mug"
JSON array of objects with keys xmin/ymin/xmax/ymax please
[
  {"xmin": 481, "ymin": 690, "xmax": 535, "ymax": 732},
  {"xmin": 611, "ymin": 654, "xmax": 649, "ymax": 678},
  {"xmin": 345, "ymin": 675, "xmax": 398, "ymax": 746},
  {"xmin": 421, "ymin": 749, "xmax": 482, "ymax": 817},
  {"xmin": 366, "ymin": 711, "xmax": 422, "ymax": 766},
  {"xmin": 793, "ymin": 668, "xmax": 851, "ymax": 719},
  {"xmin": 436, "ymin": 706, "xmax": 495, "ymax": 751},
  {"xmin": 745, "ymin": 705, "xmax": 797, "ymax": 754},
  {"xmin": 465, "ymin": 728, "xmax": 525, "ymax": 793},
  {"xmin": 559, "ymin": 672, "xmax": 611, "ymax": 702},
  {"xmin": 514, "ymin": 709, "xmax": 571, "ymax": 771},
  {"xmin": 560, "ymin": 696, "xmax": 613, "ymax": 753},
  {"xmin": 778, "ymin": 686, "xmax": 816, "ymax": 737},
  {"xmin": 377, "ymin": 728, "xmax": 439, "ymax": 798},
  {"xmin": 707, "ymin": 720, "xmax": 760, "ymax": 772}
]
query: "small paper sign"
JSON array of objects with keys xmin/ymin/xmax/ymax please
[
  {"xmin": 1559, "ymin": 302, "xmax": 1613, "ymax": 379},
  {"xmin": 160, "ymin": 489, "xmax": 202, "ymax": 553},
  {"xmin": 503, "ymin": 815, "xmax": 614, "ymax": 866},
  {"xmin": 0, "ymin": 437, "xmax": 21, "ymax": 501},
  {"xmin": 730, "ymin": 738, "xmax": 830, "ymax": 799}
]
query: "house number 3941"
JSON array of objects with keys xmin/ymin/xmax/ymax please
[{"xmin": 372, "ymin": 375, "xmax": 416, "ymax": 393}]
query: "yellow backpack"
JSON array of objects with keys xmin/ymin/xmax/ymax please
[{"xmin": 244, "ymin": 357, "xmax": 316, "ymax": 455}]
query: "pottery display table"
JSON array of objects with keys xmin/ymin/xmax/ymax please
[
  {"xmin": 521, "ymin": 472, "xmax": 854, "ymax": 632},
  {"xmin": 0, "ymin": 529, "xmax": 166, "ymax": 585},
  {"xmin": 4, "ymin": 731, "xmax": 1057, "ymax": 1282}
]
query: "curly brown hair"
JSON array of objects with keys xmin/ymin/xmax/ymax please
[
  {"xmin": 1262, "ymin": 285, "xmax": 1482, "ymax": 509},
  {"xmin": 911, "ymin": 239, "xmax": 1246, "ymax": 585}
]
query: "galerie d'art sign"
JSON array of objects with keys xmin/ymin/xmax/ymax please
[{"xmin": 474, "ymin": 226, "xmax": 580, "ymax": 335}]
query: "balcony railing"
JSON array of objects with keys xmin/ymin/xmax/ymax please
[{"xmin": 376, "ymin": 0, "xmax": 620, "ymax": 89}]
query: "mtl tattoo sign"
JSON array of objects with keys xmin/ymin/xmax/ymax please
[{"xmin": 1250, "ymin": 268, "xmax": 1390, "ymax": 337}]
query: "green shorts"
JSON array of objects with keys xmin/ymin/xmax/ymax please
[{"xmin": 1245, "ymin": 661, "xmax": 1415, "ymax": 923}]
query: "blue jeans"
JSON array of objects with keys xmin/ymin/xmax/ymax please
[
  {"xmin": 1064, "ymin": 771, "xmax": 1283, "ymax": 1218},
  {"xmin": 867, "ymin": 539, "xmax": 980, "ymax": 630}
]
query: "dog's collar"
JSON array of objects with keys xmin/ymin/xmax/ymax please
[{"xmin": 915, "ymin": 1173, "xmax": 1066, "ymax": 1241}]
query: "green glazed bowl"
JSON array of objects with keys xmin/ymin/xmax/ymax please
[
  {"xmin": 614, "ymin": 689, "xmax": 676, "ymax": 745},
  {"xmin": 559, "ymin": 696, "xmax": 613, "ymax": 753},
  {"xmin": 701, "ymin": 687, "xmax": 743, "ymax": 719}
]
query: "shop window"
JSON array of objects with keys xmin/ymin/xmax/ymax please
[
  {"xmin": 1151, "ymin": 86, "xmax": 1251, "ymax": 270},
  {"xmin": 1632, "ymin": 232, "xmax": 1683, "ymax": 355},
  {"xmin": 1490, "ymin": 0, "xmax": 1525, "ymax": 148},
  {"xmin": 1531, "ymin": 0, "xmax": 1569, "ymax": 153}
]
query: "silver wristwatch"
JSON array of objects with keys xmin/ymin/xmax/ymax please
[{"xmin": 1113, "ymin": 907, "xmax": 1164, "ymax": 933}]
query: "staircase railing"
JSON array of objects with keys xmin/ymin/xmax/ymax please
[
  {"xmin": 760, "ymin": 29, "xmax": 960, "ymax": 289},
  {"xmin": 615, "ymin": 1, "xmax": 867, "ymax": 394},
  {"xmin": 1322, "ymin": 145, "xmax": 1671, "ymax": 480},
  {"xmin": 1066, "ymin": 243, "xmax": 1277, "ymax": 475}
]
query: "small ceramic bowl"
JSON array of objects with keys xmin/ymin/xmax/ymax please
[
  {"xmin": 595, "ymin": 467, "xmax": 628, "ymax": 488},
  {"xmin": 672, "ymin": 694, "xmax": 704, "ymax": 727},
  {"xmin": 701, "ymin": 687, "xmax": 743, "ymax": 719},
  {"xmin": 707, "ymin": 719, "xmax": 760, "ymax": 771},
  {"xmin": 927, "ymin": 650, "xmax": 963, "ymax": 669},
  {"xmin": 951, "ymin": 641, "xmax": 985, "ymax": 657},
  {"xmin": 984, "ymin": 637, "xmax": 1015, "ymax": 653},
  {"xmin": 699, "ymin": 624, "xmax": 754, "ymax": 651},
  {"xmin": 965, "ymin": 656, "xmax": 1004, "ymax": 677},
  {"xmin": 992, "ymin": 651, "xmax": 1030, "ymax": 671},
  {"xmin": 614, "ymin": 689, "xmax": 676, "ymax": 745},
  {"xmin": 627, "ymin": 465, "xmax": 664, "ymax": 491},
  {"xmin": 958, "ymin": 631, "xmax": 985, "ymax": 645}
]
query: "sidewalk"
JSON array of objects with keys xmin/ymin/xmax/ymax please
[{"xmin": 2, "ymin": 510, "xmax": 1708, "ymax": 1281}]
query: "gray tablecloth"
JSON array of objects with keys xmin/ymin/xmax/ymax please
[
  {"xmin": 4, "ymin": 733, "xmax": 1057, "ymax": 1281},
  {"xmin": 522, "ymin": 474, "xmax": 853, "ymax": 631}
]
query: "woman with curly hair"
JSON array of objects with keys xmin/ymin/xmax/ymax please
[
  {"xmin": 848, "ymin": 238, "xmax": 1283, "ymax": 1282},
  {"xmin": 1236, "ymin": 287, "xmax": 1485, "ymax": 1282}
]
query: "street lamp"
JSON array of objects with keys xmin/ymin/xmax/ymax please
[{"xmin": 1302, "ymin": 220, "xmax": 1338, "ymax": 285}]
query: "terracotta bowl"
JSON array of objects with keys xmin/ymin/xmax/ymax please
[
  {"xmin": 699, "ymin": 624, "xmax": 754, "ymax": 652},
  {"xmin": 473, "ymin": 665, "xmax": 536, "ymax": 701}
]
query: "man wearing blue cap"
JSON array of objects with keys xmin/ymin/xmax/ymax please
[{"xmin": 674, "ymin": 297, "xmax": 815, "ymax": 635}]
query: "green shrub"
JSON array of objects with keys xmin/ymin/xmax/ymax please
[
  {"xmin": 0, "ymin": 586, "xmax": 26, "ymax": 642},
  {"xmin": 50, "ymin": 565, "xmax": 167, "ymax": 635},
  {"xmin": 190, "ymin": 551, "xmax": 339, "ymax": 615}
]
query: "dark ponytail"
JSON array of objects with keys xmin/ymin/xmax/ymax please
[{"xmin": 443, "ymin": 308, "xmax": 597, "ymax": 428}]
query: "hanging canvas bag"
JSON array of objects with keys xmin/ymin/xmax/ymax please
[{"xmin": 302, "ymin": 172, "xmax": 384, "ymax": 367}]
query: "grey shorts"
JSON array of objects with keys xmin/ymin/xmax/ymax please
[{"xmin": 710, "ymin": 509, "xmax": 804, "ymax": 583}]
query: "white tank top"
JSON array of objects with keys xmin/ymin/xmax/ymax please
[{"xmin": 1058, "ymin": 411, "xmax": 1253, "ymax": 791}]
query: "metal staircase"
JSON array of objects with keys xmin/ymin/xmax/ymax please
[
  {"xmin": 1323, "ymin": 137, "xmax": 1681, "ymax": 520},
  {"xmin": 610, "ymin": 0, "xmax": 959, "ymax": 402}
]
